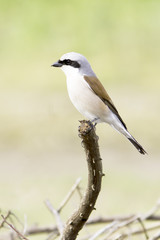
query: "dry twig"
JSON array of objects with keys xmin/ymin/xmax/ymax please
[
  {"xmin": 57, "ymin": 177, "xmax": 82, "ymax": 213},
  {"xmin": 137, "ymin": 216, "xmax": 149, "ymax": 240},
  {"xmin": 0, "ymin": 211, "xmax": 11, "ymax": 228},
  {"xmin": 1, "ymin": 215, "xmax": 29, "ymax": 240},
  {"xmin": 45, "ymin": 199, "xmax": 63, "ymax": 235},
  {"xmin": 89, "ymin": 221, "xmax": 118, "ymax": 240},
  {"xmin": 150, "ymin": 230, "xmax": 160, "ymax": 240}
]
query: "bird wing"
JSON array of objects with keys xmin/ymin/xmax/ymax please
[{"xmin": 84, "ymin": 75, "xmax": 127, "ymax": 130}]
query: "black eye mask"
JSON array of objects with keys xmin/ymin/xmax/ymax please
[{"xmin": 58, "ymin": 59, "xmax": 80, "ymax": 68}]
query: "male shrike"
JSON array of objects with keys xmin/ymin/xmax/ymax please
[{"xmin": 52, "ymin": 52, "xmax": 146, "ymax": 154}]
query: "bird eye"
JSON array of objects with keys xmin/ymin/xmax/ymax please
[
  {"xmin": 62, "ymin": 59, "xmax": 80, "ymax": 68},
  {"xmin": 65, "ymin": 59, "xmax": 71, "ymax": 65}
]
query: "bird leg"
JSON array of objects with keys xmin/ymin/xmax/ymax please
[{"xmin": 91, "ymin": 118, "xmax": 99, "ymax": 127}]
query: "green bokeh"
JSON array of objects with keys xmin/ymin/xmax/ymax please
[{"xmin": 0, "ymin": 1, "xmax": 160, "ymax": 239}]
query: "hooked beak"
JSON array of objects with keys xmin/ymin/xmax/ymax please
[{"xmin": 51, "ymin": 60, "xmax": 62, "ymax": 67}]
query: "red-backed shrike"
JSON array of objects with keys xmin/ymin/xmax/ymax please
[{"xmin": 52, "ymin": 52, "xmax": 146, "ymax": 154}]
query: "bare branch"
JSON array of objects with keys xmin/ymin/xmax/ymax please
[
  {"xmin": 1, "ymin": 215, "xmax": 29, "ymax": 240},
  {"xmin": 0, "ymin": 208, "xmax": 160, "ymax": 239},
  {"xmin": 46, "ymin": 231, "xmax": 59, "ymax": 240},
  {"xmin": 15, "ymin": 214, "xmax": 157, "ymax": 237},
  {"xmin": 57, "ymin": 177, "xmax": 82, "ymax": 213},
  {"xmin": 137, "ymin": 216, "xmax": 149, "ymax": 240},
  {"xmin": 100, "ymin": 215, "xmax": 138, "ymax": 240},
  {"xmin": 23, "ymin": 215, "xmax": 28, "ymax": 236},
  {"xmin": 76, "ymin": 184, "xmax": 83, "ymax": 199},
  {"xmin": 4, "ymin": 213, "xmax": 158, "ymax": 238},
  {"xmin": 141, "ymin": 199, "xmax": 160, "ymax": 221},
  {"xmin": 10, "ymin": 212, "xmax": 24, "ymax": 228},
  {"xmin": 86, "ymin": 215, "xmax": 135, "ymax": 225},
  {"xmin": 150, "ymin": 231, "xmax": 160, "ymax": 240},
  {"xmin": 25, "ymin": 225, "xmax": 58, "ymax": 235},
  {"xmin": 45, "ymin": 199, "xmax": 63, "ymax": 235},
  {"xmin": 118, "ymin": 223, "xmax": 160, "ymax": 240},
  {"xmin": 61, "ymin": 120, "xmax": 103, "ymax": 240},
  {"xmin": 0, "ymin": 211, "xmax": 11, "ymax": 228},
  {"xmin": 89, "ymin": 221, "xmax": 118, "ymax": 240}
]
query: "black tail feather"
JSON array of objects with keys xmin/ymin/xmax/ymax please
[{"xmin": 128, "ymin": 137, "xmax": 147, "ymax": 155}]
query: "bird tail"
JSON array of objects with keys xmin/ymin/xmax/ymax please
[
  {"xmin": 127, "ymin": 136, "xmax": 147, "ymax": 155},
  {"xmin": 113, "ymin": 124, "xmax": 147, "ymax": 154},
  {"xmin": 109, "ymin": 114, "xmax": 147, "ymax": 154}
]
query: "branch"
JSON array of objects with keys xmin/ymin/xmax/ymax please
[
  {"xmin": 0, "ymin": 211, "xmax": 11, "ymax": 228},
  {"xmin": 18, "ymin": 214, "xmax": 159, "ymax": 237},
  {"xmin": 1, "ymin": 215, "xmax": 29, "ymax": 240},
  {"xmin": 89, "ymin": 221, "xmax": 118, "ymax": 240},
  {"xmin": 117, "ymin": 223, "xmax": 160, "ymax": 240},
  {"xmin": 20, "ymin": 215, "xmax": 160, "ymax": 236},
  {"xmin": 57, "ymin": 177, "xmax": 82, "ymax": 213},
  {"xmin": 92, "ymin": 215, "xmax": 138, "ymax": 240},
  {"xmin": 45, "ymin": 199, "xmax": 63, "ymax": 235},
  {"xmin": 150, "ymin": 230, "xmax": 160, "ymax": 240},
  {"xmin": 61, "ymin": 120, "xmax": 103, "ymax": 240},
  {"xmin": 141, "ymin": 199, "xmax": 160, "ymax": 221}
]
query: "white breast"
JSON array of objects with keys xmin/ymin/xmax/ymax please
[{"xmin": 66, "ymin": 73, "xmax": 109, "ymax": 122}]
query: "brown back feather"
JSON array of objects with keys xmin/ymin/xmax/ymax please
[{"xmin": 84, "ymin": 75, "xmax": 127, "ymax": 130}]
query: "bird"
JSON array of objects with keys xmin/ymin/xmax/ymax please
[{"xmin": 51, "ymin": 52, "xmax": 146, "ymax": 154}]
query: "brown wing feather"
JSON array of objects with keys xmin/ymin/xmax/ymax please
[{"xmin": 84, "ymin": 75, "xmax": 127, "ymax": 130}]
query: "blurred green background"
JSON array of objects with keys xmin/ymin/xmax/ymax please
[{"xmin": 0, "ymin": 0, "xmax": 160, "ymax": 239}]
